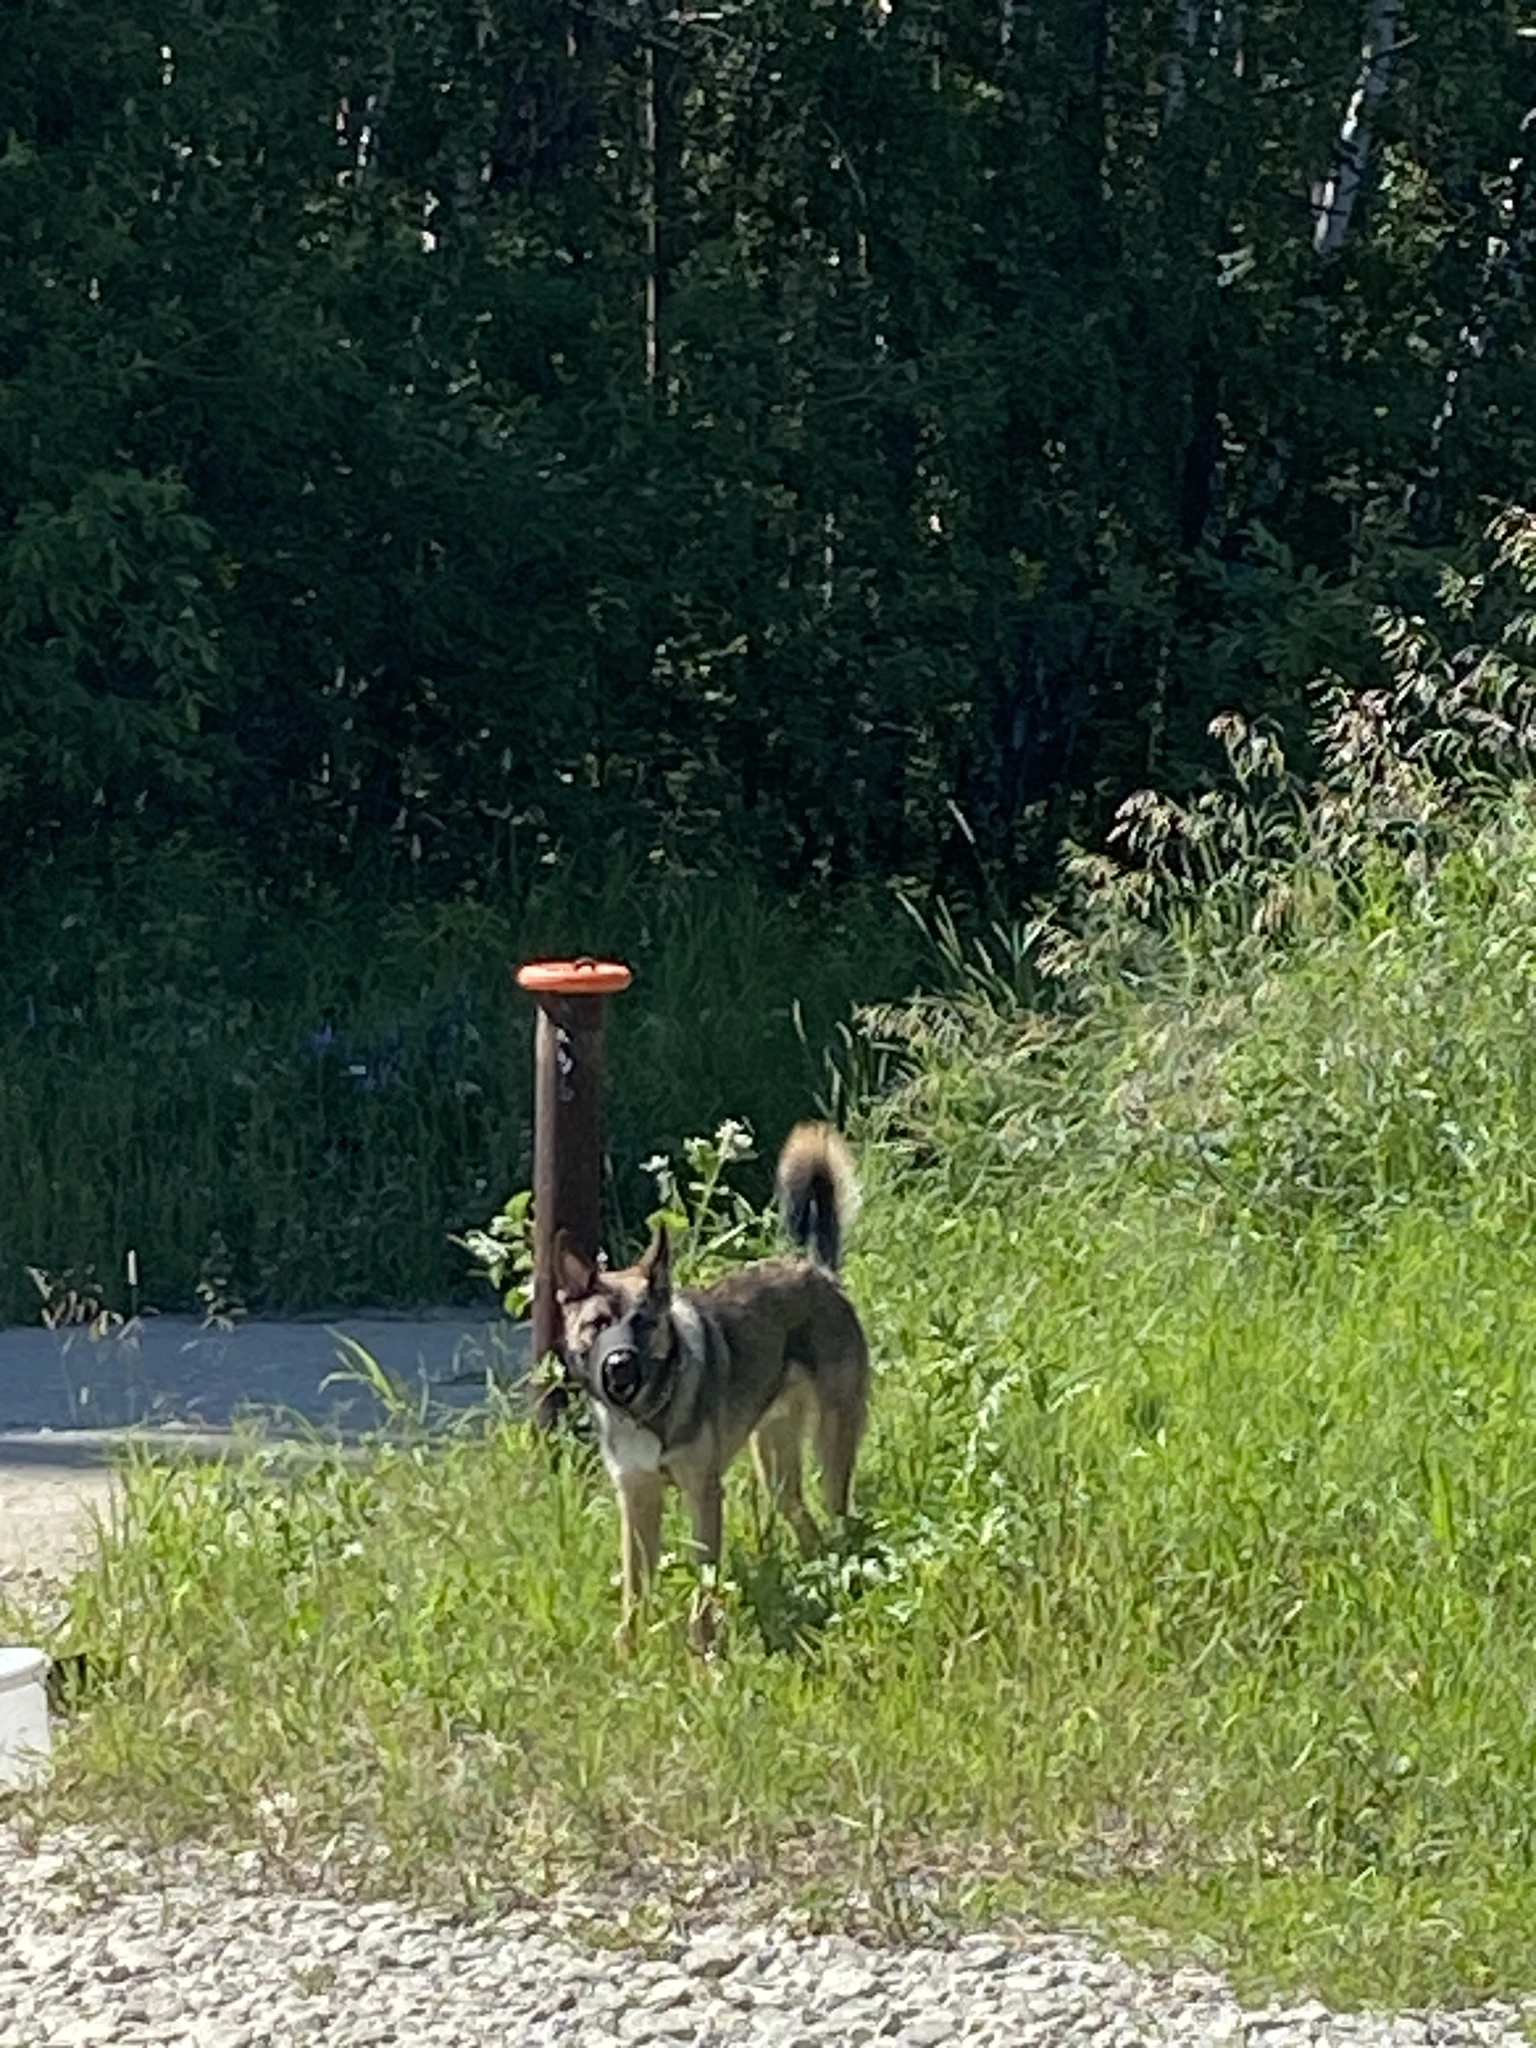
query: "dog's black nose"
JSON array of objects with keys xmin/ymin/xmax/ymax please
[{"xmin": 601, "ymin": 1348, "xmax": 643, "ymax": 1408}]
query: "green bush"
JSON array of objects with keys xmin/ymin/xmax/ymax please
[{"xmin": 27, "ymin": 512, "xmax": 1536, "ymax": 2006}]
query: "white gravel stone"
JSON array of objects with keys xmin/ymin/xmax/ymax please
[
  {"xmin": 683, "ymin": 1936, "xmax": 749, "ymax": 1981},
  {"xmin": 0, "ymin": 1824, "xmax": 1532, "ymax": 2048}
]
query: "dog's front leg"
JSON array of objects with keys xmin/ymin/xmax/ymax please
[
  {"xmin": 616, "ymin": 1473, "xmax": 664, "ymax": 1652},
  {"xmin": 682, "ymin": 1471, "xmax": 724, "ymax": 1655}
]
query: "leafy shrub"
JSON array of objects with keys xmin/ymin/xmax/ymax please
[{"xmin": 866, "ymin": 506, "xmax": 1536, "ymax": 1247}]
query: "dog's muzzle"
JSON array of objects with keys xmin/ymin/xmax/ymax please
[{"xmin": 597, "ymin": 1344, "xmax": 644, "ymax": 1410}]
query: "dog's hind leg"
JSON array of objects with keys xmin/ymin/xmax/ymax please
[
  {"xmin": 751, "ymin": 1382, "xmax": 822, "ymax": 1556},
  {"xmin": 815, "ymin": 1364, "xmax": 868, "ymax": 1522},
  {"xmin": 616, "ymin": 1474, "xmax": 664, "ymax": 1651}
]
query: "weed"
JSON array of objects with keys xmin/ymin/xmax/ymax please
[{"xmin": 30, "ymin": 512, "xmax": 1536, "ymax": 2007}]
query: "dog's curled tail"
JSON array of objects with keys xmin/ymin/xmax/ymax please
[{"xmin": 777, "ymin": 1122, "xmax": 859, "ymax": 1274}]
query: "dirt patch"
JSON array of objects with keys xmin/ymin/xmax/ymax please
[{"xmin": 0, "ymin": 1458, "xmax": 115, "ymax": 1617}]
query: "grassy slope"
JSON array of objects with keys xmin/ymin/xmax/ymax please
[{"xmin": 17, "ymin": 800, "xmax": 1536, "ymax": 2006}]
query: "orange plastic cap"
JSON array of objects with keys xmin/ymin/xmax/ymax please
[{"xmin": 516, "ymin": 957, "xmax": 633, "ymax": 996}]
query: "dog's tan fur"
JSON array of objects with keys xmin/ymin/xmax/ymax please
[{"xmin": 556, "ymin": 1123, "xmax": 869, "ymax": 1650}]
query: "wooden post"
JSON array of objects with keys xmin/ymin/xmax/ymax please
[{"xmin": 515, "ymin": 958, "xmax": 633, "ymax": 1424}]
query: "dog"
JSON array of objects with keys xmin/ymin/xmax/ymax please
[{"xmin": 555, "ymin": 1122, "xmax": 869, "ymax": 1651}]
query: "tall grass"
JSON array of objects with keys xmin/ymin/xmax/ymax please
[
  {"xmin": 22, "ymin": 514, "xmax": 1536, "ymax": 2006},
  {"xmin": 33, "ymin": 1144, "xmax": 1536, "ymax": 2003},
  {"xmin": 0, "ymin": 859, "xmax": 918, "ymax": 1323}
]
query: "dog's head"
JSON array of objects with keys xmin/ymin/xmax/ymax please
[{"xmin": 555, "ymin": 1226, "xmax": 674, "ymax": 1413}]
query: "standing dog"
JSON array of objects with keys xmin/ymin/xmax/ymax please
[{"xmin": 555, "ymin": 1123, "xmax": 869, "ymax": 1650}]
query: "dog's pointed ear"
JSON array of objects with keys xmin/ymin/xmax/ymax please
[
  {"xmin": 555, "ymin": 1229, "xmax": 598, "ymax": 1301},
  {"xmin": 638, "ymin": 1222, "xmax": 671, "ymax": 1298}
]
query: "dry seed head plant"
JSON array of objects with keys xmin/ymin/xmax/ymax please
[{"xmin": 20, "ymin": 511, "xmax": 1536, "ymax": 2010}]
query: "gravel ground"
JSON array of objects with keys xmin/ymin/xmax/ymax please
[
  {"xmin": 1, "ymin": 1420, "xmax": 1530, "ymax": 2048},
  {"xmin": 0, "ymin": 1827, "xmax": 1529, "ymax": 2048}
]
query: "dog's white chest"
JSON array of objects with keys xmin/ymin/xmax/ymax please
[{"xmin": 596, "ymin": 1406, "xmax": 663, "ymax": 1481}]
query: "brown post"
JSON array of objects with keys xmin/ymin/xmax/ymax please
[{"xmin": 515, "ymin": 958, "xmax": 632, "ymax": 1424}]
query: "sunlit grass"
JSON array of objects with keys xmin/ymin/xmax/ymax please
[
  {"xmin": 24, "ymin": 775, "xmax": 1536, "ymax": 2006},
  {"xmin": 25, "ymin": 1170, "xmax": 1536, "ymax": 2004}
]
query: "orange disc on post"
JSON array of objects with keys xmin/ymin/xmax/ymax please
[{"xmin": 516, "ymin": 957, "xmax": 633, "ymax": 996}]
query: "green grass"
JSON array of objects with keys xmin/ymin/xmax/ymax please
[
  {"xmin": 21, "ymin": 1183, "xmax": 1536, "ymax": 2005},
  {"xmin": 0, "ymin": 858, "xmax": 917, "ymax": 1323},
  {"xmin": 21, "ymin": 781, "xmax": 1536, "ymax": 2007}
]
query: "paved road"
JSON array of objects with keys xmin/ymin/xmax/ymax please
[
  {"xmin": 0, "ymin": 1312, "xmax": 532, "ymax": 1603},
  {"xmin": 0, "ymin": 1312, "xmax": 528, "ymax": 1444}
]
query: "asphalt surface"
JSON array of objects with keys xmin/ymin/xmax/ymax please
[
  {"xmin": 0, "ymin": 1312, "xmax": 532, "ymax": 1597},
  {"xmin": 0, "ymin": 1311, "xmax": 528, "ymax": 1448}
]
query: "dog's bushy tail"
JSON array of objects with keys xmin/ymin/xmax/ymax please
[{"xmin": 777, "ymin": 1122, "xmax": 859, "ymax": 1274}]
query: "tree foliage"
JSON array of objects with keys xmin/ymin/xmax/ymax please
[{"xmin": 3, "ymin": 0, "xmax": 1534, "ymax": 908}]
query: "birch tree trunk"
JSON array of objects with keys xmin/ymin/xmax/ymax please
[
  {"xmin": 1312, "ymin": 0, "xmax": 1404, "ymax": 257},
  {"xmin": 642, "ymin": 39, "xmax": 659, "ymax": 387},
  {"xmin": 639, "ymin": 21, "xmax": 682, "ymax": 391},
  {"xmin": 1163, "ymin": 0, "xmax": 1201, "ymax": 126},
  {"xmin": 1415, "ymin": 111, "xmax": 1536, "ymax": 522}
]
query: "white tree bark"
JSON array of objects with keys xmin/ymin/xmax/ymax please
[
  {"xmin": 643, "ymin": 42, "xmax": 659, "ymax": 387},
  {"xmin": 1311, "ymin": 0, "xmax": 1404, "ymax": 257},
  {"xmin": 1163, "ymin": 0, "xmax": 1203, "ymax": 125},
  {"xmin": 1423, "ymin": 113, "xmax": 1534, "ymax": 481}
]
